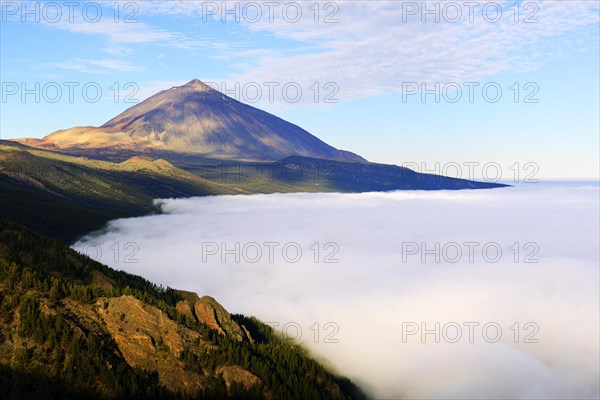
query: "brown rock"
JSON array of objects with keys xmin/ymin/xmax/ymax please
[
  {"xmin": 176, "ymin": 300, "xmax": 195, "ymax": 320},
  {"xmin": 193, "ymin": 296, "xmax": 249, "ymax": 341},
  {"xmin": 217, "ymin": 365, "xmax": 262, "ymax": 391},
  {"xmin": 98, "ymin": 295, "xmax": 209, "ymax": 395}
]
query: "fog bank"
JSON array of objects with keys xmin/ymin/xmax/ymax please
[{"xmin": 75, "ymin": 185, "xmax": 600, "ymax": 399}]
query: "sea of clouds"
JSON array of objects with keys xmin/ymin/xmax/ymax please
[{"xmin": 74, "ymin": 184, "xmax": 599, "ymax": 399}]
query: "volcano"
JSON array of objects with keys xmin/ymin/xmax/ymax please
[{"xmin": 16, "ymin": 79, "xmax": 365, "ymax": 163}]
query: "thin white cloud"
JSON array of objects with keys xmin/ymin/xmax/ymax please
[
  {"xmin": 25, "ymin": 0, "xmax": 600, "ymax": 107},
  {"xmin": 103, "ymin": 46, "xmax": 136, "ymax": 56},
  {"xmin": 54, "ymin": 19, "xmax": 179, "ymax": 43},
  {"xmin": 228, "ymin": 0, "xmax": 600, "ymax": 108},
  {"xmin": 75, "ymin": 184, "xmax": 600, "ymax": 399},
  {"xmin": 44, "ymin": 12, "xmax": 250, "ymax": 55},
  {"xmin": 119, "ymin": 0, "xmax": 599, "ymax": 109},
  {"xmin": 134, "ymin": 80, "xmax": 189, "ymax": 101},
  {"xmin": 48, "ymin": 58, "xmax": 142, "ymax": 73}
]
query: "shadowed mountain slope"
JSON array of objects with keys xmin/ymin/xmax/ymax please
[{"xmin": 0, "ymin": 141, "xmax": 507, "ymax": 243}]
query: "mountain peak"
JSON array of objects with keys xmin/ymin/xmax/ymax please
[
  {"xmin": 28, "ymin": 79, "xmax": 365, "ymax": 163},
  {"xmin": 182, "ymin": 79, "xmax": 212, "ymax": 91}
]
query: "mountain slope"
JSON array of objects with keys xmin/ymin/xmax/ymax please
[
  {"xmin": 0, "ymin": 140, "xmax": 243, "ymax": 241},
  {"xmin": 0, "ymin": 220, "xmax": 367, "ymax": 399},
  {"xmin": 185, "ymin": 155, "xmax": 509, "ymax": 192},
  {"xmin": 0, "ymin": 141, "xmax": 507, "ymax": 243},
  {"xmin": 17, "ymin": 79, "xmax": 364, "ymax": 163}
]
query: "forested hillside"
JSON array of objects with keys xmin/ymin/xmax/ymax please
[{"xmin": 0, "ymin": 220, "xmax": 366, "ymax": 400}]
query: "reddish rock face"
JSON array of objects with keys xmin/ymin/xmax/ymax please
[
  {"xmin": 193, "ymin": 295, "xmax": 250, "ymax": 342},
  {"xmin": 98, "ymin": 294, "xmax": 257, "ymax": 396}
]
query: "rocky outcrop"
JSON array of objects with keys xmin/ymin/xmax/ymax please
[
  {"xmin": 91, "ymin": 295, "xmax": 262, "ymax": 395},
  {"xmin": 97, "ymin": 295, "xmax": 209, "ymax": 395},
  {"xmin": 217, "ymin": 365, "xmax": 262, "ymax": 390},
  {"xmin": 175, "ymin": 294, "xmax": 254, "ymax": 343},
  {"xmin": 193, "ymin": 296, "xmax": 249, "ymax": 341}
]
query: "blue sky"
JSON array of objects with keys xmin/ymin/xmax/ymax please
[{"xmin": 1, "ymin": 0, "xmax": 598, "ymax": 178}]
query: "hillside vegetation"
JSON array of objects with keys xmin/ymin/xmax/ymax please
[{"xmin": 0, "ymin": 220, "xmax": 366, "ymax": 399}]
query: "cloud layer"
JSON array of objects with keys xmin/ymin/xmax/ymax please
[
  {"xmin": 233, "ymin": 0, "xmax": 600, "ymax": 107},
  {"xmin": 74, "ymin": 184, "xmax": 600, "ymax": 399},
  {"xmin": 135, "ymin": 0, "xmax": 600, "ymax": 107},
  {"xmin": 27, "ymin": 1, "xmax": 599, "ymax": 106}
]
